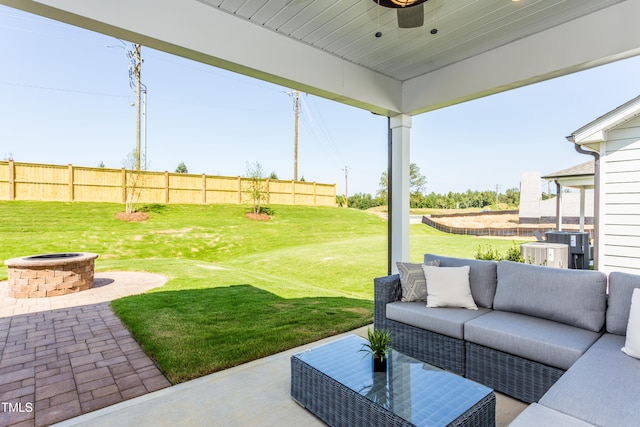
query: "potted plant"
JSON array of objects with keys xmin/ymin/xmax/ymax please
[{"xmin": 360, "ymin": 328, "xmax": 392, "ymax": 372}]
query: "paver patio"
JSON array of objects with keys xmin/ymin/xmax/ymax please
[{"xmin": 0, "ymin": 272, "xmax": 170, "ymax": 427}]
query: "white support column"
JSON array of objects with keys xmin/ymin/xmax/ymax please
[
  {"xmin": 579, "ymin": 187, "xmax": 586, "ymax": 232},
  {"xmin": 555, "ymin": 180, "xmax": 563, "ymax": 231},
  {"xmin": 389, "ymin": 114, "xmax": 411, "ymax": 274}
]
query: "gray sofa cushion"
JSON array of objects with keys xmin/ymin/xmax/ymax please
[
  {"xmin": 494, "ymin": 261, "xmax": 607, "ymax": 332},
  {"xmin": 386, "ymin": 302, "xmax": 490, "ymax": 339},
  {"xmin": 607, "ymin": 271, "xmax": 640, "ymax": 335},
  {"xmin": 464, "ymin": 311, "xmax": 602, "ymax": 370},
  {"xmin": 509, "ymin": 403, "xmax": 596, "ymax": 427},
  {"xmin": 540, "ymin": 333, "xmax": 640, "ymax": 427},
  {"xmin": 424, "ymin": 254, "xmax": 497, "ymax": 309}
]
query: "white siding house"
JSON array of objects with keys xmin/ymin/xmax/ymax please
[{"xmin": 569, "ymin": 96, "xmax": 640, "ymax": 274}]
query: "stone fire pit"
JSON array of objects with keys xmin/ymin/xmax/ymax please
[{"xmin": 4, "ymin": 252, "xmax": 99, "ymax": 298}]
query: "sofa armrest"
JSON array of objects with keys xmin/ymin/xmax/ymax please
[{"xmin": 374, "ymin": 274, "xmax": 402, "ymax": 330}]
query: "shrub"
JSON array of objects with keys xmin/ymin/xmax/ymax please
[
  {"xmin": 503, "ymin": 243, "xmax": 524, "ymax": 262},
  {"xmin": 475, "ymin": 244, "xmax": 502, "ymax": 260},
  {"xmin": 258, "ymin": 205, "xmax": 275, "ymax": 216},
  {"xmin": 136, "ymin": 204, "xmax": 167, "ymax": 214},
  {"xmin": 475, "ymin": 242, "xmax": 523, "ymax": 262}
]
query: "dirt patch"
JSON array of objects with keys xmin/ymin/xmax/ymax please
[
  {"xmin": 429, "ymin": 212, "xmax": 593, "ymax": 234},
  {"xmin": 245, "ymin": 212, "xmax": 270, "ymax": 221},
  {"xmin": 115, "ymin": 212, "xmax": 150, "ymax": 222},
  {"xmin": 434, "ymin": 213, "xmax": 522, "ymax": 229}
]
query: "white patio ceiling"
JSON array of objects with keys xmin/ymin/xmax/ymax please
[{"xmin": 3, "ymin": 0, "xmax": 640, "ymax": 116}]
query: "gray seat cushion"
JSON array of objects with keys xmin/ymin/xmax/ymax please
[
  {"xmin": 509, "ymin": 403, "xmax": 595, "ymax": 427},
  {"xmin": 464, "ymin": 311, "xmax": 602, "ymax": 370},
  {"xmin": 607, "ymin": 271, "xmax": 640, "ymax": 335},
  {"xmin": 424, "ymin": 254, "xmax": 497, "ymax": 309},
  {"xmin": 494, "ymin": 261, "xmax": 607, "ymax": 332},
  {"xmin": 386, "ymin": 302, "xmax": 490, "ymax": 339},
  {"xmin": 540, "ymin": 333, "xmax": 640, "ymax": 427}
]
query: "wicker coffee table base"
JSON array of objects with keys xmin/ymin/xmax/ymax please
[{"xmin": 291, "ymin": 352, "xmax": 495, "ymax": 427}]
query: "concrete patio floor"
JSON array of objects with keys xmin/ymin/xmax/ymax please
[
  {"xmin": 53, "ymin": 325, "xmax": 527, "ymax": 427},
  {"xmin": 1, "ymin": 273, "xmax": 526, "ymax": 427}
]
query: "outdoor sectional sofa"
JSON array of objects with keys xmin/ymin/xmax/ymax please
[{"xmin": 374, "ymin": 254, "xmax": 640, "ymax": 426}]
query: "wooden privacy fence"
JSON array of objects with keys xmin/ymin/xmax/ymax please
[{"xmin": 0, "ymin": 161, "xmax": 336, "ymax": 207}]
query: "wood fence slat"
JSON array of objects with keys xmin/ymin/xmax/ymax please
[{"xmin": 0, "ymin": 161, "xmax": 336, "ymax": 207}]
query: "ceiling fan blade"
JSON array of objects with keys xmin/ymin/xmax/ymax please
[{"xmin": 397, "ymin": 3, "xmax": 424, "ymax": 28}]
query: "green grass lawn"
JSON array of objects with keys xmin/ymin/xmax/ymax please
[{"xmin": 0, "ymin": 201, "xmax": 524, "ymax": 383}]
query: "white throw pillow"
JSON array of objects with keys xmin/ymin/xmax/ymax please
[
  {"xmin": 422, "ymin": 265, "xmax": 477, "ymax": 310},
  {"xmin": 622, "ymin": 288, "xmax": 640, "ymax": 359}
]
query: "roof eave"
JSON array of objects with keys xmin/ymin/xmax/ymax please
[{"xmin": 571, "ymin": 94, "xmax": 640, "ymax": 145}]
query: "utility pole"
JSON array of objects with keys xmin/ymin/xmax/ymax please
[
  {"xmin": 141, "ymin": 82, "xmax": 148, "ymax": 170},
  {"xmin": 342, "ymin": 166, "xmax": 349, "ymax": 207},
  {"xmin": 132, "ymin": 44, "xmax": 142, "ymax": 171},
  {"xmin": 107, "ymin": 40, "xmax": 144, "ymax": 171},
  {"xmin": 293, "ymin": 90, "xmax": 299, "ymax": 181}
]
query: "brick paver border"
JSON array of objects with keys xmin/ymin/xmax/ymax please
[{"xmin": 0, "ymin": 302, "xmax": 171, "ymax": 427}]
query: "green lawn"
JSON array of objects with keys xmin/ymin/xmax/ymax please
[{"xmin": 0, "ymin": 201, "xmax": 524, "ymax": 383}]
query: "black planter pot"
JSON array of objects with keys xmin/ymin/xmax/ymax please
[{"xmin": 373, "ymin": 356, "xmax": 387, "ymax": 372}]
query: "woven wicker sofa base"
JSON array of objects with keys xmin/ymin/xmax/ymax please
[
  {"xmin": 465, "ymin": 342, "xmax": 565, "ymax": 403},
  {"xmin": 384, "ymin": 318, "xmax": 465, "ymax": 376}
]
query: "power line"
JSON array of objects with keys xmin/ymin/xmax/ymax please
[
  {"xmin": 0, "ymin": 81, "xmax": 129, "ymax": 99},
  {"xmin": 301, "ymin": 95, "xmax": 344, "ymax": 162}
]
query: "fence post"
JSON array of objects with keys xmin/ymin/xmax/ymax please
[
  {"xmin": 121, "ymin": 168, "xmax": 126, "ymax": 204},
  {"xmin": 202, "ymin": 173, "xmax": 206, "ymax": 204},
  {"xmin": 291, "ymin": 180, "xmax": 295, "ymax": 205},
  {"xmin": 8, "ymin": 160, "xmax": 15, "ymax": 200},
  {"xmin": 165, "ymin": 171, "xmax": 170, "ymax": 204},
  {"xmin": 313, "ymin": 182, "xmax": 317, "ymax": 206},
  {"xmin": 68, "ymin": 164, "xmax": 74, "ymax": 202},
  {"xmin": 237, "ymin": 176, "xmax": 242, "ymax": 204}
]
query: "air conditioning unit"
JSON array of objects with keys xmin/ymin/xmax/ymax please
[
  {"xmin": 520, "ymin": 242, "xmax": 569, "ymax": 269},
  {"xmin": 545, "ymin": 231, "xmax": 591, "ymax": 269}
]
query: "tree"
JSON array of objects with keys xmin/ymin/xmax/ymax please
[
  {"xmin": 377, "ymin": 163, "xmax": 427, "ymax": 205},
  {"xmin": 269, "ymin": 172, "xmax": 278, "ymax": 180},
  {"xmin": 175, "ymin": 161, "xmax": 188, "ymax": 173},
  {"xmin": 98, "ymin": 161, "xmax": 105, "ymax": 168},
  {"xmin": 245, "ymin": 161, "xmax": 268, "ymax": 214},
  {"xmin": 501, "ymin": 187, "xmax": 520, "ymax": 207},
  {"xmin": 122, "ymin": 149, "xmax": 146, "ymax": 214},
  {"xmin": 348, "ymin": 193, "xmax": 383, "ymax": 210}
]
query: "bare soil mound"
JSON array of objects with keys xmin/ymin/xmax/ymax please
[
  {"xmin": 245, "ymin": 212, "xmax": 270, "ymax": 221},
  {"xmin": 115, "ymin": 212, "xmax": 150, "ymax": 222}
]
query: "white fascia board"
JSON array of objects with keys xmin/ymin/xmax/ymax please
[
  {"xmin": 556, "ymin": 176, "xmax": 595, "ymax": 189},
  {"xmin": 401, "ymin": 0, "xmax": 640, "ymax": 116},
  {"xmin": 571, "ymin": 95, "xmax": 640, "ymax": 145},
  {"xmin": 12, "ymin": 0, "xmax": 402, "ymax": 115}
]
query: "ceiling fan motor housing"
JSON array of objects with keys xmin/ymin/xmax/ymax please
[
  {"xmin": 374, "ymin": 0, "xmax": 428, "ymax": 28},
  {"xmin": 375, "ymin": 0, "xmax": 429, "ymax": 8}
]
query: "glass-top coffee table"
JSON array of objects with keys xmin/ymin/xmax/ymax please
[{"xmin": 291, "ymin": 335, "xmax": 494, "ymax": 427}]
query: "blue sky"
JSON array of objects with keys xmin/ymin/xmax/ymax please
[{"xmin": 2, "ymin": 5, "xmax": 640, "ymax": 196}]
